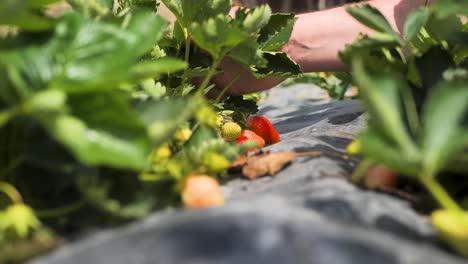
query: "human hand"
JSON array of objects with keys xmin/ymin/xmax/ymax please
[
  {"xmin": 206, "ymin": 56, "xmax": 286, "ymax": 99},
  {"xmin": 203, "ymin": 4, "xmax": 286, "ymax": 99}
]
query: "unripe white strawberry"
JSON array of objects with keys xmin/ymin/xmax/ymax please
[{"xmin": 221, "ymin": 122, "xmax": 242, "ymax": 141}]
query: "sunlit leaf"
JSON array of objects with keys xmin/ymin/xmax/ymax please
[
  {"xmin": 404, "ymin": 7, "xmax": 430, "ymax": 42},
  {"xmin": 421, "ymin": 81, "xmax": 468, "ymax": 175},
  {"xmin": 351, "ymin": 56, "xmax": 417, "ymax": 154},
  {"xmin": 161, "ymin": 0, "xmax": 231, "ymax": 29},
  {"xmin": 240, "ymin": 5, "xmax": 271, "ymax": 34},
  {"xmin": 258, "ymin": 13, "xmax": 296, "ymax": 51},
  {"xmin": 0, "ymin": 0, "xmax": 60, "ymax": 31},
  {"xmin": 433, "ymin": 0, "xmax": 468, "ymax": 17},
  {"xmin": 48, "ymin": 11, "xmax": 170, "ymax": 92},
  {"xmin": 39, "ymin": 91, "xmax": 152, "ymax": 170},
  {"xmin": 346, "ymin": 4, "xmax": 401, "ymax": 44},
  {"xmin": 191, "ymin": 15, "xmax": 248, "ymax": 59}
]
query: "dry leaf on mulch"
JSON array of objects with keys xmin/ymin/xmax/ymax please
[{"xmin": 231, "ymin": 151, "xmax": 333, "ymax": 180}]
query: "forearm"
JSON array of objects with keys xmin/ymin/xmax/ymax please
[{"xmin": 282, "ymin": 0, "xmax": 432, "ymax": 72}]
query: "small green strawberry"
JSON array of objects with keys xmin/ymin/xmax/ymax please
[
  {"xmin": 221, "ymin": 122, "xmax": 242, "ymax": 141},
  {"xmin": 431, "ymin": 209, "xmax": 468, "ymax": 257}
]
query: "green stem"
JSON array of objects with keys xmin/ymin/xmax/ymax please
[
  {"xmin": 0, "ymin": 181, "xmax": 23, "ymax": 204},
  {"xmin": 382, "ymin": 48, "xmax": 395, "ymax": 62},
  {"xmin": 184, "ymin": 32, "xmax": 191, "ymax": 64},
  {"xmin": 400, "ymin": 84, "xmax": 420, "ymax": 136},
  {"xmin": 36, "ymin": 199, "xmax": 87, "ymax": 219},
  {"xmin": 419, "ymin": 174, "xmax": 461, "ymax": 211},
  {"xmin": 351, "ymin": 159, "xmax": 373, "ymax": 183},
  {"xmin": 424, "ymin": 0, "xmax": 429, "ymax": 7},
  {"xmin": 215, "ymin": 69, "xmax": 243, "ymax": 102},
  {"xmin": 396, "ymin": 47, "xmax": 407, "ymax": 64},
  {"xmin": 167, "ymin": 26, "xmax": 184, "ymax": 93},
  {"xmin": 197, "ymin": 57, "xmax": 222, "ymax": 95}
]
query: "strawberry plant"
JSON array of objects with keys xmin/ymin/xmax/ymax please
[
  {"xmin": 283, "ymin": 72, "xmax": 353, "ymax": 100},
  {"xmin": 343, "ymin": 0, "xmax": 468, "ymax": 256},
  {"xmin": 0, "ymin": 0, "xmax": 299, "ymax": 261}
]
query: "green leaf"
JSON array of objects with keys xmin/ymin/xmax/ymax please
[
  {"xmin": 48, "ymin": 11, "xmax": 169, "ymax": 92},
  {"xmin": 0, "ymin": 12, "xmax": 54, "ymax": 32},
  {"xmin": 0, "ymin": 47, "xmax": 55, "ymax": 101},
  {"xmin": 185, "ymin": 124, "xmax": 219, "ymax": 149},
  {"xmin": 129, "ymin": 58, "xmax": 187, "ymax": 80},
  {"xmin": 183, "ymin": 67, "xmax": 222, "ymax": 78},
  {"xmin": 26, "ymin": 89, "xmax": 66, "ymax": 113},
  {"xmin": 77, "ymin": 174, "xmax": 155, "ymax": 219},
  {"xmin": 125, "ymin": 11, "xmax": 169, "ymax": 56},
  {"xmin": 421, "ymin": 81, "xmax": 468, "ymax": 175},
  {"xmin": 222, "ymin": 96, "xmax": 259, "ymax": 118},
  {"xmin": 339, "ymin": 34, "xmax": 402, "ymax": 64},
  {"xmin": 0, "ymin": 0, "xmax": 59, "ymax": 31},
  {"xmin": 258, "ymin": 13, "xmax": 296, "ymax": 51},
  {"xmin": 404, "ymin": 7, "xmax": 430, "ymax": 42},
  {"xmin": 240, "ymin": 5, "xmax": 271, "ymax": 34},
  {"xmin": 39, "ymin": 91, "xmax": 152, "ymax": 170},
  {"xmin": 26, "ymin": 0, "xmax": 63, "ymax": 8},
  {"xmin": 191, "ymin": 15, "xmax": 248, "ymax": 59},
  {"xmin": 161, "ymin": 0, "xmax": 231, "ymax": 29},
  {"xmin": 253, "ymin": 52, "xmax": 302, "ymax": 78},
  {"xmin": 351, "ymin": 56, "xmax": 417, "ymax": 154},
  {"xmin": 425, "ymin": 12, "xmax": 466, "ymax": 44},
  {"xmin": 228, "ymin": 40, "xmax": 267, "ymax": 69},
  {"xmin": 414, "ymin": 46, "xmax": 455, "ymax": 91},
  {"xmin": 135, "ymin": 97, "xmax": 200, "ymax": 147},
  {"xmin": 433, "ymin": 0, "xmax": 468, "ymax": 18},
  {"xmin": 359, "ymin": 129, "xmax": 422, "ymax": 176},
  {"xmin": 346, "ymin": 4, "xmax": 401, "ymax": 43}
]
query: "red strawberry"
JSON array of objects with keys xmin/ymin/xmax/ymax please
[
  {"xmin": 236, "ymin": 130, "xmax": 265, "ymax": 148},
  {"xmin": 365, "ymin": 165, "xmax": 397, "ymax": 190},
  {"xmin": 247, "ymin": 115, "xmax": 281, "ymax": 144}
]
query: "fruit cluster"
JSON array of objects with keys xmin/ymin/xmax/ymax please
[
  {"xmin": 180, "ymin": 115, "xmax": 281, "ymax": 210},
  {"xmin": 220, "ymin": 115, "xmax": 281, "ymax": 149}
]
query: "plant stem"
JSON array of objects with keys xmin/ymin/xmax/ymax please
[
  {"xmin": 197, "ymin": 57, "xmax": 222, "ymax": 95},
  {"xmin": 0, "ymin": 181, "xmax": 23, "ymax": 204},
  {"xmin": 167, "ymin": 25, "xmax": 185, "ymax": 93},
  {"xmin": 184, "ymin": 32, "xmax": 191, "ymax": 64},
  {"xmin": 351, "ymin": 159, "xmax": 373, "ymax": 183},
  {"xmin": 382, "ymin": 48, "xmax": 395, "ymax": 62},
  {"xmin": 36, "ymin": 199, "xmax": 87, "ymax": 218},
  {"xmin": 419, "ymin": 174, "xmax": 462, "ymax": 211},
  {"xmin": 424, "ymin": 0, "xmax": 429, "ymax": 7},
  {"xmin": 215, "ymin": 69, "xmax": 243, "ymax": 102},
  {"xmin": 396, "ymin": 48, "xmax": 407, "ymax": 64},
  {"xmin": 400, "ymin": 84, "xmax": 420, "ymax": 136}
]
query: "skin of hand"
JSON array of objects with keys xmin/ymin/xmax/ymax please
[
  {"xmin": 207, "ymin": 57, "xmax": 285, "ymax": 98},
  {"xmin": 209, "ymin": 0, "xmax": 431, "ymax": 97}
]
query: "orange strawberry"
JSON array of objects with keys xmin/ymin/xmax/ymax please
[
  {"xmin": 236, "ymin": 129, "xmax": 265, "ymax": 148},
  {"xmin": 247, "ymin": 115, "xmax": 281, "ymax": 144},
  {"xmin": 182, "ymin": 175, "xmax": 224, "ymax": 209}
]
